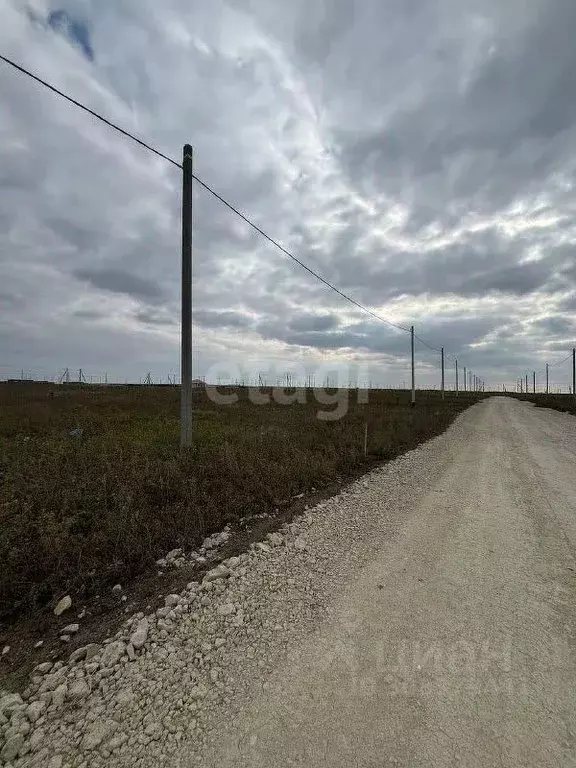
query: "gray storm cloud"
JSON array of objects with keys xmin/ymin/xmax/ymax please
[{"xmin": 1, "ymin": 0, "xmax": 575, "ymax": 388}]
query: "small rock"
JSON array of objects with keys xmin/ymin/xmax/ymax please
[
  {"xmin": 69, "ymin": 643, "xmax": 99, "ymax": 664},
  {"xmin": 26, "ymin": 700, "xmax": 46, "ymax": 723},
  {"xmin": 68, "ymin": 679, "xmax": 90, "ymax": 701},
  {"xmin": 84, "ymin": 643, "xmax": 100, "ymax": 660},
  {"xmin": 126, "ymin": 644, "xmax": 136, "ymax": 662},
  {"xmin": 52, "ymin": 683, "xmax": 67, "ymax": 708},
  {"xmin": 217, "ymin": 603, "xmax": 236, "ymax": 616},
  {"xmin": 202, "ymin": 565, "xmax": 231, "ymax": 584},
  {"xmin": 81, "ymin": 719, "xmax": 118, "ymax": 751},
  {"xmin": 112, "ymin": 585, "xmax": 122, "ymax": 594},
  {"xmin": 214, "ymin": 638, "xmax": 226, "ymax": 648},
  {"xmin": 35, "ymin": 662, "xmax": 53, "ymax": 675},
  {"xmin": 145, "ymin": 721, "xmax": 162, "ymax": 740},
  {"xmin": 0, "ymin": 693, "xmax": 23, "ymax": 715},
  {"xmin": 54, "ymin": 595, "xmax": 72, "ymax": 616},
  {"xmin": 60, "ymin": 635, "xmax": 70, "ymax": 643},
  {"xmin": 1, "ymin": 734, "xmax": 24, "ymax": 762},
  {"xmin": 164, "ymin": 594, "xmax": 181, "ymax": 607},
  {"xmin": 29, "ymin": 727, "xmax": 45, "ymax": 752},
  {"xmin": 48, "ymin": 756, "xmax": 63, "ymax": 768},
  {"xmin": 62, "ymin": 624, "xmax": 79, "ymax": 634},
  {"xmin": 2, "ymin": 645, "xmax": 10, "ymax": 656},
  {"xmin": 267, "ymin": 532, "xmax": 284, "ymax": 547},
  {"xmin": 293, "ymin": 536, "xmax": 307, "ymax": 550},
  {"xmin": 34, "ymin": 640, "xmax": 44, "ymax": 649},
  {"xmin": 100, "ymin": 641, "xmax": 125, "ymax": 668},
  {"xmin": 130, "ymin": 618, "xmax": 149, "ymax": 650}
]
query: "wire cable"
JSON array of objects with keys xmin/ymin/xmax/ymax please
[
  {"xmin": 1, "ymin": 52, "xmax": 527, "ymax": 378},
  {"xmin": 0, "ymin": 53, "xmax": 412, "ymax": 335}
]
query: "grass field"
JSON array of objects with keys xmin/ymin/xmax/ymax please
[
  {"xmin": 0, "ymin": 382, "xmax": 485, "ymax": 623},
  {"xmin": 526, "ymin": 393, "xmax": 576, "ymax": 415}
]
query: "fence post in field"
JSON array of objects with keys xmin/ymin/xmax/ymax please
[
  {"xmin": 455, "ymin": 359, "xmax": 459, "ymax": 397},
  {"xmin": 441, "ymin": 347, "xmax": 445, "ymax": 400},
  {"xmin": 180, "ymin": 144, "xmax": 194, "ymax": 447},
  {"xmin": 546, "ymin": 363, "xmax": 549, "ymax": 395},
  {"xmin": 364, "ymin": 422, "xmax": 368, "ymax": 456},
  {"xmin": 410, "ymin": 325, "xmax": 416, "ymax": 406},
  {"xmin": 525, "ymin": 373, "xmax": 528, "ymax": 394},
  {"xmin": 572, "ymin": 348, "xmax": 575, "ymax": 401}
]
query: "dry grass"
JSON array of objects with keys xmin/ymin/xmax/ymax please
[
  {"xmin": 0, "ymin": 382, "xmax": 484, "ymax": 623},
  {"xmin": 520, "ymin": 392, "xmax": 576, "ymax": 416}
]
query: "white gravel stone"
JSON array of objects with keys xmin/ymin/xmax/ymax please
[
  {"xmin": 202, "ymin": 565, "xmax": 230, "ymax": 583},
  {"xmin": 68, "ymin": 680, "xmax": 90, "ymax": 701},
  {"xmin": 80, "ymin": 719, "xmax": 118, "ymax": 751},
  {"xmin": 62, "ymin": 624, "xmax": 79, "ymax": 634},
  {"xmin": 164, "ymin": 595, "xmax": 181, "ymax": 608},
  {"xmin": 53, "ymin": 596, "xmax": 72, "ymax": 616},
  {"xmin": 0, "ymin": 432, "xmax": 461, "ymax": 768},
  {"xmin": 0, "ymin": 693, "xmax": 23, "ymax": 716},
  {"xmin": 35, "ymin": 662, "xmax": 53, "ymax": 675},
  {"xmin": 100, "ymin": 641, "xmax": 125, "ymax": 668},
  {"xmin": 26, "ymin": 700, "xmax": 46, "ymax": 723},
  {"xmin": 1, "ymin": 733, "xmax": 24, "ymax": 762},
  {"xmin": 130, "ymin": 619, "xmax": 149, "ymax": 650},
  {"xmin": 51, "ymin": 684, "xmax": 67, "ymax": 709}
]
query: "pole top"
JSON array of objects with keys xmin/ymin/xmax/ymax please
[{"xmin": 183, "ymin": 144, "xmax": 193, "ymax": 160}]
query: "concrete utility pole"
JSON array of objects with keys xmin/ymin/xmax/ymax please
[
  {"xmin": 455, "ymin": 359, "xmax": 459, "ymax": 397},
  {"xmin": 525, "ymin": 374, "xmax": 528, "ymax": 394},
  {"xmin": 573, "ymin": 348, "xmax": 575, "ymax": 401},
  {"xmin": 463, "ymin": 366, "xmax": 467, "ymax": 392},
  {"xmin": 180, "ymin": 144, "xmax": 193, "ymax": 448},
  {"xmin": 533, "ymin": 371, "xmax": 536, "ymax": 394},
  {"xmin": 410, "ymin": 326, "xmax": 416, "ymax": 406},
  {"xmin": 441, "ymin": 347, "xmax": 445, "ymax": 400},
  {"xmin": 546, "ymin": 363, "xmax": 549, "ymax": 395}
]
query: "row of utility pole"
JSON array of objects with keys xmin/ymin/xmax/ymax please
[
  {"xmin": 177, "ymin": 145, "xmax": 571, "ymax": 445},
  {"xmin": 178, "ymin": 147, "xmax": 490, "ymax": 444},
  {"xmin": 517, "ymin": 349, "xmax": 576, "ymax": 395},
  {"xmin": 410, "ymin": 326, "xmax": 485, "ymax": 406}
]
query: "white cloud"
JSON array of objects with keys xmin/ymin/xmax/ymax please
[{"xmin": 1, "ymin": 0, "xmax": 575, "ymax": 390}]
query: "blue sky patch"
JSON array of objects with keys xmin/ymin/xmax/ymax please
[{"xmin": 47, "ymin": 9, "xmax": 95, "ymax": 62}]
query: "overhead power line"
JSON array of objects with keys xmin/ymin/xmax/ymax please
[
  {"xmin": 1, "ymin": 53, "xmax": 411, "ymax": 335},
  {"xmin": 1, "ymin": 53, "xmax": 494, "ymax": 371}
]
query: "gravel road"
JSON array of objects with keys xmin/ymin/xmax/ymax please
[{"xmin": 3, "ymin": 397, "xmax": 576, "ymax": 768}]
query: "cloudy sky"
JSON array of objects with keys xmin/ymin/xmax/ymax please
[{"xmin": 1, "ymin": 0, "xmax": 576, "ymax": 390}]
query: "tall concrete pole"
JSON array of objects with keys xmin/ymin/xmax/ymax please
[
  {"xmin": 441, "ymin": 347, "xmax": 445, "ymax": 400},
  {"xmin": 180, "ymin": 144, "xmax": 193, "ymax": 447},
  {"xmin": 410, "ymin": 326, "xmax": 416, "ymax": 406}
]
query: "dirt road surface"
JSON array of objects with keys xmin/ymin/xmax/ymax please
[{"xmin": 198, "ymin": 398, "xmax": 576, "ymax": 768}]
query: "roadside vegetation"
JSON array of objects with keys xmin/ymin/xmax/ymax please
[
  {"xmin": 0, "ymin": 382, "xmax": 485, "ymax": 623},
  {"xmin": 513, "ymin": 392, "xmax": 576, "ymax": 416},
  {"xmin": 531, "ymin": 393, "xmax": 576, "ymax": 415}
]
